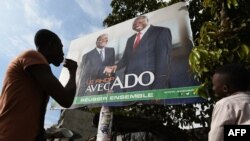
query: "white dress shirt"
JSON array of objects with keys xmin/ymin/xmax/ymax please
[{"xmin": 96, "ymin": 47, "xmax": 105, "ymax": 61}]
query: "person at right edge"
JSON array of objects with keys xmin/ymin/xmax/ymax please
[
  {"xmin": 209, "ymin": 63, "xmax": 250, "ymax": 141},
  {"xmin": 0, "ymin": 29, "xmax": 78, "ymax": 141}
]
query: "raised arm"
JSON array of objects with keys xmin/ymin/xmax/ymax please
[{"xmin": 26, "ymin": 59, "xmax": 78, "ymax": 108}]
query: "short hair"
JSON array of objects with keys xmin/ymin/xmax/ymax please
[
  {"xmin": 96, "ymin": 33, "xmax": 108, "ymax": 42},
  {"xmin": 135, "ymin": 15, "xmax": 149, "ymax": 23},
  {"xmin": 215, "ymin": 63, "xmax": 250, "ymax": 91},
  {"xmin": 34, "ymin": 29, "xmax": 60, "ymax": 49}
]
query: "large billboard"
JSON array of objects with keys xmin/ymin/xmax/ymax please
[{"xmin": 52, "ymin": 2, "xmax": 205, "ymax": 109}]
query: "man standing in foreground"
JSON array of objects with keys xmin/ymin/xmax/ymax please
[
  {"xmin": 0, "ymin": 29, "xmax": 78, "ymax": 141},
  {"xmin": 111, "ymin": 15, "xmax": 172, "ymax": 92},
  {"xmin": 209, "ymin": 64, "xmax": 250, "ymax": 141}
]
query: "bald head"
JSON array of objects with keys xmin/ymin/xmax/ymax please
[
  {"xmin": 96, "ymin": 34, "xmax": 108, "ymax": 49},
  {"xmin": 132, "ymin": 16, "xmax": 149, "ymax": 32},
  {"xmin": 34, "ymin": 29, "xmax": 64, "ymax": 66},
  {"xmin": 34, "ymin": 29, "xmax": 60, "ymax": 50}
]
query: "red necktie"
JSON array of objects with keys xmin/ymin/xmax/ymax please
[{"xmin": 133, "ymin": 32, "xmax": 141, "ymax": 49}]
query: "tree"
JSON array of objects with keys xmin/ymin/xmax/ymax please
[
  {"xmin": 103, "ymin": 0, "xmax": 167, "ymax": 27},
  {"xmin": 189, "ymin": 0, "xmax": 250, "ymax": 98},
  {"xmin": 188, "ymin": 0, "xmax": 250, "ymax": 139}
]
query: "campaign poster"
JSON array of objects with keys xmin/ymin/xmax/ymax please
[{"xmin": 51, "ymin": 2, "xmax": 205, "ymax": 109}]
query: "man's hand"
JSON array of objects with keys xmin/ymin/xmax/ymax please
[
  {"xmin": 111, "ymin": 65, "xmax": 117, "ymax": 73},
  {"xmin": 63, "ymin": 59, "xmax": 78, "ymax": 75},
  {"xmin": 104, "ymin": 66, "xmax": 113, "ymax": 76},
  {"xmin": 104, "ymin": 65, "xmax": 117, "ymax": 76}
]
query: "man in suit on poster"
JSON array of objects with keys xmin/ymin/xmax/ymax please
[
  {"xmin": 110, "ymin": 15, "xmax": 172, "ymax": 92},
  {"xmin": 77, "ymin": 34, "xmax": 115, "ymax": 96}
]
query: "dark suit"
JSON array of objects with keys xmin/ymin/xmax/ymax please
[
  {"xmin": 117, "ymin": 25, "xmax": 172, "ymax": 91},
  {"xmin": 77, "ymin": 47, "xmax": 115, "ymax": 96}
]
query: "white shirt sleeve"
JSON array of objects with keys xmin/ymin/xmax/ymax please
[{"xmin": 209, "ymin": 101, "xmax": 236, "ymax": 141}]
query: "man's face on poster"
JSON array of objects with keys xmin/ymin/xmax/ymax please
[
  {"xmin": 132, "ymin": 18, "xmax": 148, "ymax": 32},
  {"xmin": 96, "ymin": 35, "xmax": 108, "ymax": 49}
]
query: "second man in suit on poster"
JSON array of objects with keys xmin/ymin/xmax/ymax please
[{"xmin": 109, "ymin": 15, "xmax": 172, "ymax": 92}]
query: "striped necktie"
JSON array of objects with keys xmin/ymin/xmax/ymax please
[{"xmin": 100, "ymin": 49, "xmax": 104, "ymax": 62}]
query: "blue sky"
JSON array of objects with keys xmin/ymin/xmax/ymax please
[{"xmin": 0, "ymin": 0, "xmax": 112, "ymax": 128}]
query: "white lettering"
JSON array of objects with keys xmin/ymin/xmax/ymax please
[
  {"xmin": 124, "ymin": 73, "xmax": 137, "ymax": 88},
  {"xmin": 235, "ymin": 129, "xmax": 240, "ymax": 136},
  {"xmin": 91, "ymin": 85, "xmax": 98, "ymax": 91},
  {"xmin": 121, "ymin": 71, "xmax": 155, "ymax": 89},
  {"xmin": 85, "ymin": 86, "xmax": 92, "ymax": 92},
  {"xmin": 110, "ymin": 77, "xmax": 124, "ymax": 90},
  {"xmin": 103, "ymin": 82, "xmax": 111, "ymax": 90},
  {"xmin": 228, "ymin": 129, "xmax": 235, "ymax": 136},
  {"xmin": 139, "ymin": 71, "xmax": 155, "ymax": 86},
  {"xmin": 84, "ymin": 71, "xmax": 155, "ymax": 93},
  {"xmin": 241, "ymin": 129, "xmax": 246, "ymax": 136},
  {"xmin": 97, "ymin": 83, "xmax": 104, "ymax": 91}
]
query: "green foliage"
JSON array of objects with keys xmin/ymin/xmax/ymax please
[
  {"xmin": 189, "ymin": 0, "xmax": 250, "ymax": 99},
  {"xmin": 188, "ymin": 0, "xmax": 212, "ymax": 41},
  {"xmin": 188, "ymin": 2, "xmax": 250, "ymax": 139},
  {"xmin": 103, "ymin": 0, "xmax": 168, "ymax": 27}
]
